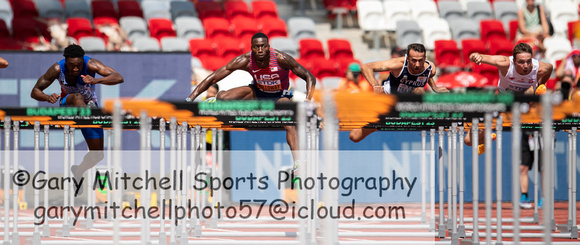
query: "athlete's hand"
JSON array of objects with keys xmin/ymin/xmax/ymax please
[
  {"xmin": 469, "ymin": 53, "xmax": 482, "ymax": 65},
  {"xmin": 81, "ymin": 75, "xmax": 97, "ymax": 84},
  {"xmin": 373, "ymin": 85, "xmax": 383, "ymax": 94},
  {"xmin": 434, "ymin": 86, "xmax": 449, "ymax": 93},
  {"xmin": 46, "ymin": 93, "xmax": 60, "ymax": 104}
]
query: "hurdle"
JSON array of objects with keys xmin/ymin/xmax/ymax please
[
  {"xmin": 318, "ymin": 90, "xmax": 580, "ymax": 244},
  {"xmin": 1, "ymin": 90, "xmax": 580, "ymax": 244}
]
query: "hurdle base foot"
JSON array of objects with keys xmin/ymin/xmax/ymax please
[
  {"xmin": 11, "ymin": 233, "xmax": 19, "ymax": 245},
  {"xmin": 25, "ymin": 233, "xmax": 40, "ymax": 245},
  {"xmin": 56, "ymin": 225, "xmax": 70, "ymax": 237},
  {"xmin": 551, "ymin": 219, "xmax": 557, "ymax": 231},
  {"xmin": 450, "ymin": 232, "xmax": 459, "ymax": 245},
  {"xmin": 458, "ymin": 225, "xmax": 466, "ymax": 238},
  {"xmin": 32, "ymin": 232, "xmax": 40, "ymax": 245},
  {"xmin": 429, "ymin": 218, "xmax": 436, "ymax": 232},
  {"xmin": 79, "ymin": 219, "xmax": 94, "ymax": 229},
  {"xmin": 210, "ymin": 217, "xmax": 217, "ymax": 228},
  {"xmin": 437, "ymin": 225, "xmax": 446, "ymax": 238},
  {"xmin": 460, "ymin": 239, "xmax": 479, "ymax": 245},
  {"xmin": 570, "ymin": 225, "xmax": 578, "ymax": 239},
  {"xmin": 193, "ymin": 224, "xmax": 202, "ymax": 237},
  {"xmin": 41, "ymin": 224, "xmax": 50, "ymax": 237},
  {"xmin": 446, "ymin": 218, "xmax": 452, "ymax": 231},
  {"xmin": 420, "ymin": 212, "xmax": 427, "ymax": 223},
  {"xmin": 558, "ymin": 223, "xmax": 571, "ymax": 232},
  {"xmin": 176, "ymin": 226, "xmax": 182, "ymax": 238},
  {"xmin": 159, "ymin": 232, "xmax": 167, "ymax": 245},
  {"xmin": 532, "ymin": 212, "xmax": 539, "ymax": 223},
  {"xmin": 179, "ymin": 235, "xmax": 188, "ymax": 245}
]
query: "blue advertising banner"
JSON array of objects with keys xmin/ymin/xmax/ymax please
[
  {"xmin": 0, "ymin": 52, "xmax": 192, "ymax": 150},
  {"xmin": 230, "ymin": 130, "xmax": 580, "ymax": 203}
]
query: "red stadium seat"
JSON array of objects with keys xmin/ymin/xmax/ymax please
[
  {"xmin": 92, "ymin": 0, "xmax": 117, "ymax": 19},
  {"xmin": 480, "ymin": 20, "xmax": 507, "ymax": 47},
  {"xmin": 336, "ymin": 58, "xmax": 361, "ymax": 75},
  {"xmin": 434, "ymin": 40, "xmax": 463, "ymax": 69},
  {"xmin": 508, "ymin": 19, "xmax": 518, "ymax": 42},
  {"xmin": 259, "ymin": 17, "xmax": 287, "ymax": 38},
  {"xmin": 215, "ymin": 37, "xmax": 243, "ymax": 60},
  {"xmin": 12, "ymin": 0, "xmax": 38, "ymax": 18},
  {"xmin": 94, "ymin": 17, "xmax": 119, "ymax": 26},
  {"xmin": 12, "ymin": 17, "xmax": 41, "ymax": 43},
  {"xmin": 224, "ymin": 1, "xmax": 251, "ymax": 20},
  {"xmin": 310, "ymin": 58, "xmax": 339, "ymax": 79},
  {"xmin": 148, "ymin": 18, "xmax": 177, "ymax": 41},
  {"xmin": 67, "ymin": 17, "xmax": 95, "ymax": 41},
  {"xmin": 290, "ymin": 58, "xmax": 313, "ymax": 80},
  {"xmin": 252, "ymin": 0, "xmax": 278, "ymax": 20},
  {"xmin": 203, "ymin": 17, "xmax": 233, "ymax": 39},
  {"xmin": 472, "ymin": 63, "xmax": 499, "ymax": 86},
  {"xmin": 231, "ymin": 17, "xmax": 259, "ymax": 41},
  {"xmin": 0, "ymin": 19, "xmax": 9, "ymax": 38},
  {"xmin": 195, "ymin": 1, "xmax": 224, "ymax": 20},
  {"xmin": 323, "ymin": 0, "xmax": 356, "ymax": 11},
  {"xmin": 189, "ymin": 38, "xmax": 216, "ymax": 59},
  {"xmin": 327, "ymin": 38, "xmax": 354, "ymax": 60},
  {"xmin": 201, "ymin": 56, "xmax": 229, "ymax": 71},
  {"xmin": 461, "ymin": 39, "xmax": 487, "ymax": 65},
  {"xmin": 323, "ymin": 0, "xmax": 356, "ymax": 19},
  {"xmin": 117, "ymin": 0, "xmax": 143, "ymax": 18},
  {"xmin": 568, "ymin": 20, "xmax": 580, "ymax": 45},
  {"xmin": 299, "ymin": 38, "xmax": 325, "ymax": 60},
  {"xmin": 489, "ymin": 38, "xmax": 514, "ymax": 56},
  {"xmin": 0, "ymin": 37, "xmax": 23, "ymax": 50}
]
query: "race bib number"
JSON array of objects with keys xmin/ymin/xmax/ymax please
[
  {"xmin": 256, "ymin": 83, "xmax": 282, "ymax": 92},
  {"xmin": 397, "ymin": 83, "xmax": 414, "ymax": 93}
]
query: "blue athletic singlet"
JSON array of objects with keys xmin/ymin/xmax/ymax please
[
  {"xmin": 383, "ymin": 55, "xmax": 432, "ymax": 94},
  {"xmin": 57, "ymin": 56, "xmax": 97, "ymax": 103},
  {"xmin": 57, "ymin": 56, "xmax": 103, "ymax": 139}
]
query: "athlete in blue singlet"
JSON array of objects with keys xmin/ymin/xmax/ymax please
[
  {"xmin": 349, "ymin": 43, "xmax": 449, "ymax": 142},
  {"xmin": 31, "ymin": 44, "xmax": 124, "ymax": 195}
]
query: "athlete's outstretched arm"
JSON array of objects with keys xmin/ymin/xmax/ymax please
[
  {"xmin": 31, "ymin": 63, "xmax": 61, "ymax": 103},
  {"xmin": 469, "ymin": 53, "xmax": 510, "ymax": 68},
  {"xmin": 426, "ymin": 64, "xmax": 449, "ymax": 93},
  {"xmin": 187, "ymin": 54, "xmax": 249, "ymax": 101},
  {"xmin": 361, "ymin": 57, "xmax": 404, "ymax": 93},
  {"xmin": 537, "ymin": 61, "xmax": 553, "ymax": 85},
  {"xmin": 84, "ymin": 58, "xmax": 124, "ymax": 85},
  {"xmin": 278, "ymin": 52, "xmax": 316, "ymax": 100}
]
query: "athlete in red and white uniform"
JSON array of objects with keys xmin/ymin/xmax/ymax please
[
  {"xmin": 186, "ymin": 33, "xmax": 317, "ymax": 169},
  {"xmin": 469, "ymin": 42, "xmax": 553, "ymax": 208},
  {"xmin": 469, "ymin": 42, "xmax": 552, "ymax": 94}
]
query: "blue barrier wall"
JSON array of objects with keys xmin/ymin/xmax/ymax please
[
  {"xmin": 0, "ymin": 52, "xmax": 192, "ymax": 150},
  {"xmin": 230, "ymin": 130, "xmax": 580, "ymax": 203}
]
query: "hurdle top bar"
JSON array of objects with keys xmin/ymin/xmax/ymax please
[{"xmin": 1, "ymin": 91, "xmax": 580, "ymax": 131}]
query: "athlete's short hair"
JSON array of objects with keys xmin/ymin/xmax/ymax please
[
  {"xmin": 251, "ymin": 32, "xmax": 269, "ymax": 43},
  {"xmin": 407, "ymin": 43, "xmax": 426, "ymax": 56},
  {"xmin": 63, "ymin": 44, "xmax": 85, "ymax": 58},
  {"xmin": 513, "ymin": 43, "xmax": 533, "ymax": 59}
]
